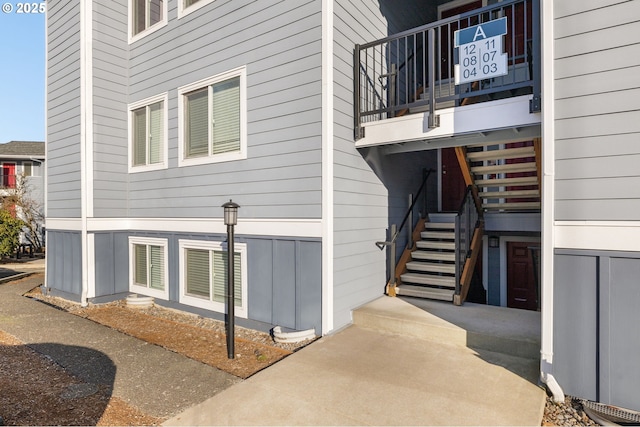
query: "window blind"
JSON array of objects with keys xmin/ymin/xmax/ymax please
[
  {"xmin": 148, "ymin": 101, "xmax": 163, "ymax": 164},
  {"xmin": 133, "ymin": 108, "xmax": 147, "ymax": 166},
  {"xmin": 212, "ymin": 250, "xmax": 242, "ymax": 307},
  {"xmin": 149, "ymin": 245, "xmax": 164, "ymax": 290},
  {"xmin": 134, "ymin": 244, "xmax": 147, "ymax": 286},
  {"xmin": 211, "ymin": 77, "xmax": 241, "ymax": 155},
  {"xmin": 185, "ymin": 89, "xmax": 209, "ymax": 158},
  {"xmin": 185, "ymin": 248, "xmax": 210, "ymax": 298}
]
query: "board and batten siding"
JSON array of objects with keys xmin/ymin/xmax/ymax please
[
  {"xmin": 554, "ymin": 0, "xmax": 640, "ymax": 221},
  {"xmin": 92, "ymin": 2, "xmax": 130, "ymax": 217},
  {"xmin": 118, "ymin": 0, "xmax": 323, "ymax": 220},
  {"xmin": 46, "ymin": 0, "xmax": 82, "ymax": 218}
]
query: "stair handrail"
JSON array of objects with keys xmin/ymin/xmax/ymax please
[
  {"xmin": 454, "ymin": 185, "xmax": 482, "ymax": 298},
  {"xmin": 376, "ymin": 168, "xmax": 434, "ymax": 251}
]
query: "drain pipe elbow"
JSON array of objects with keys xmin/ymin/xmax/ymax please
[{"xmin": 542, "ymin": 373, "xmax": 565, "ymax": 403}]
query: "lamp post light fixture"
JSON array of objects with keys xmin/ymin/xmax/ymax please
[{"xmin": 222, "ymin": 199, "xmax": 240, "ymax": 359}]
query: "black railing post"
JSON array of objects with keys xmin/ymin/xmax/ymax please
[
  {"xmin": 389, "ymin": 224, "xmax": 397, "ymax": 286},
  {"xmin": 530, "ymin": 0, "xmax": 541, "ymax": 113},
  {"xmin": 354, "ymin": 45, "xmax": 363, "ymax": 139},
  {"xmin": 407, "ymin": 194, "xmax": 414, "ymax": 249},
  {"xmin": 427, "ymin": 27, "xmax": 439, "ymax": 128}
]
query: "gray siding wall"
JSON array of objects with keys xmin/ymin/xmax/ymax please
[
  {"xmin": 554, "ymin": 0, "xmax": 640, "ymax": 221},
  {"xmin": 92, "ymin": 2, "xmax": 129, "ymax": 217},
  {"xmin": 46, "ymin": 231, "xmax": 83, "ymax": 299},
  {"xmin": 46, "ymin": 0, "xmax": 82, "ymax": 218},
  {"xmin": 119, "ymin": 0, "xmax": 323, "ymax": 219},
  {"xmin": 332, "ymin": 0, "xmax": 433, "ymax": 328},
  {"xmin": 93, "ymin": 231, "xmax": 322, "ymax": 334},
  {"xmin": 554, "ymin": 249, "xmax": 640, "ymax": 412}
]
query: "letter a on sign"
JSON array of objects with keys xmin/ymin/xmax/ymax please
[{"xmin": 472, "ymin": 26, "xmax": 487, "ymax": 41}]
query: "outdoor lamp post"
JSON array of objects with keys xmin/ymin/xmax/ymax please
[{"xmin": 222, "ymin": 199, "xmax": 239, "ymax": 359}]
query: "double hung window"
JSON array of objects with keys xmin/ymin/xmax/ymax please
[
  {"xmin": 178, "ymin": 67, "xmax": 246, "ymax": 166},
  {"xmin": 128, "ymin": 94, "xmax": 168, "ymax": 172},
  {"xmin": 129, "ymin": 237, "xmax": 168, "ymax": 300},
  {"xmin": 130, "ymin": 0, "xmax": 167, "ymax": 41},
  {"xmin": 179, "ymin": 240, "xmax": 247, "ymax": 317}
]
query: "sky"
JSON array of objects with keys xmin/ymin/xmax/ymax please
[{"xmin": 0, "ymin": 3, "xmax": 45, "ymax": 144}]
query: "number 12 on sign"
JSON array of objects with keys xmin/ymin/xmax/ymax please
[{"xmin": 454, "ymin": 36, "xmax": 508, "ymax": 85}]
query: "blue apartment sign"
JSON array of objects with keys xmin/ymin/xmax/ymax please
[{"xmin": 454, "ymin": 17, "xmax": 508, "ymax": 85}]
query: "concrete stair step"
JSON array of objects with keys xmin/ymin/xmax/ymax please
[
  {"xmin": 424, "ymin": 222, "xmax": 455, "ymax": 230},
  {"xmin": 406, "ymin": 261, "xmax": 456, "ymax": 274},
  {"xmin": 475, "ymin": 176, "xmax": 538, "ymax": 187},
  {"xmin": 416, "ymin": 241, "xmax": 455, "ymax": 250},
  {"xmin": 471, "ymin": 162, "xmax": 537, "ymax": 175},
  {"xmin": 478, "ymin": 189, "xmax": 539, "ymax": 198},
  {"xmin": 482, "ymin": 201, "xmax": 541, "ymax": 210},
  {"xmin": 466, "ymin": 146, "xmax": 535, "ymax": 162},
  {"xmin": 412, "ymin": 251, "xmax": 456, "ymax": 262},
  {"xmin": 394, "ymin": 285, "xmax": 454, "ymax": 301},
  {"xmin": 401, "ymin": 273, "xmax": 455, "ymax": 288},
  {"xmin": 420, "ymin": 231, "xmax": 455, "ymax": 240},
  {"xmin": 352, "ymin": 296, "xmax": 542, "ymax": 360}
]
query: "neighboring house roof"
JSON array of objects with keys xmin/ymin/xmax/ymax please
[{"xmin": 0, "ymin": 141, "xmax": 45, "ymax": 159}]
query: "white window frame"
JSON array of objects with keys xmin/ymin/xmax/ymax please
[
  {"xmin": 128, "ymin": 236, "xmax": 169, "ymax": 300},
  {"xmin": 178, "ymin": 239, "xmax": 248, "ymax": 318},
  {"xmin": 177, "ymin": 0, "xmax": 215, "ymax": 19},
  {"xmin": 128, "ymin": 93, "xmax": 169, "ymax": 173},
  {"xmin": 129, "ymin": 0, "xmax": 168, "ymax": 44},
  {"xmin": 177, "ymin": 66, "xmax": 247, "ymax": 167}
]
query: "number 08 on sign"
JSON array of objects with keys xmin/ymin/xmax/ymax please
[{"xmin": 454, "ymin": 17, "xmax": 508, "ymax": 85}]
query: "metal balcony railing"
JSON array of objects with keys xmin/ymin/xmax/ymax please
[{"xmin": 354, "ymin": 0, "xmax": 540, "ymax": 139}]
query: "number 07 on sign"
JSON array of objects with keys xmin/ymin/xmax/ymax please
[{"xmin": 454, "ymin": 17, "xmax": 508, "ymax": 85}]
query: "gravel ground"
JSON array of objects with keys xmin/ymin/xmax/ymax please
[{"xmin": 542, "ymin": 395, "xmax": 599, "ymax": 426}]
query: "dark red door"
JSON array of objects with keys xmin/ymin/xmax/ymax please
[
  {"xmin": 2, "ymin": 163, "xmax": 15, "ymax": 188},
  {"xmin": 507, "ymin": 241, "xmax": 538, "ymax": 311},
  {"xmin": 441, "ymin": 148, "xmax": 466, "ymax": 212}
]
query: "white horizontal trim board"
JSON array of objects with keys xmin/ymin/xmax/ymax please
[
  {"xmin": 356, "ymin": 95, "xmax": 540, "ymax": 148},
  {"xmin": 46, "ymin": 217, "xmax": 322, "ymax": 238},
  {"xmin": 555, "ymin": 221, "xmax": 640, "ymax": 252}
]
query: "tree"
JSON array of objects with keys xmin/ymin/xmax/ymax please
[
  {"xmin": 0, "ymin": 174, "xmax": 44, "ymax": 252},
  {"xmin": 0, "ymin": 209, "xmax": 24, "ymax": 257}
]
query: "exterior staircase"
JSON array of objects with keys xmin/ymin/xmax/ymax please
[
  {"xmin": 395, "ymin": 213, "xmax": 457, "ymax": 302},
  {"xmin": 463, "ymin": 140, "xmax": 541, "ymax": 212}
]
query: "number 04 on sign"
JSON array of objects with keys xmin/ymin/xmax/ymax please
[{"xmin": 454, "ymin": 17, "xmax": 508, "ymax": 85}]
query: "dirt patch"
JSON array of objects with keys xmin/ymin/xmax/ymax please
[{"xmin": 0, "ymin": 330, "xmax": 161, "ymax": 426}]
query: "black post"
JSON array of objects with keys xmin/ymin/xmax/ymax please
[{"xmin": 226, "ymin": 222, "xmax": 235, "ymax": 359}]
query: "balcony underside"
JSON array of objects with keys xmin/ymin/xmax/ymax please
[{"xmin": 355, "ymin": 94, "xmax": 541, "ymax": 152}]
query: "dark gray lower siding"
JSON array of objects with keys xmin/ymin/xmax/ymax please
[
  {"xmin": 554, "ymin": 249, "xmax": 640, "ymax": 412},
  {"xmin": 46, "ymin": 230, "xmax": 82, "ymax": 300},
  {"xmin": 91, "ymin": 231, "xmax": 322, "ymax": 335}
]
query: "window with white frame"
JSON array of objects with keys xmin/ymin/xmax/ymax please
[
  {"xmin": 130, "ymin": 0, "xmax": 167, "ymax": 41},
  {"xmin": 22, "ymin": 162, "xmax": 32, "ymax": 177},
  {"xmin": 129, "ymin": 237, "xmax": 169, "ymax": 300},
  {"xmin": 179, "ymin": 239, "xmax": 247, "ymax": 317},
  {"xmin": 178, "ymin": 0, "xmax": 214, "ymax": 18},
  {"xmin": 128, "ymin": 93, "xmax": 168, "ymax": 172},
  {"xmin": 178, "ymin": 67, "xmax": 247, "ymax": 166}
]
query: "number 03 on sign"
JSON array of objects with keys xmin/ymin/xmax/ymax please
[{"xmin": 454, "ymin": 17, "xmax": 508, "ymax": 85}]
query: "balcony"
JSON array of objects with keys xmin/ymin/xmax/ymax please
[{"xmin": 354, "ymin": 0, "xmax": 540, "ymax": 146}]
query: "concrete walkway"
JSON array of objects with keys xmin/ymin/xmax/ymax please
[{"xmin": 167, "ymin": 298, "xmax": 545, "ymax": 426}]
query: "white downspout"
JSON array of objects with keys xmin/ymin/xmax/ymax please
[
  {"xmin": 79, "ymin": 0, "xmax": 93, "ymax": 307},
  {"xmin": 540, "ymin": 0, "xmax": 564, "ymax": 403}
]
